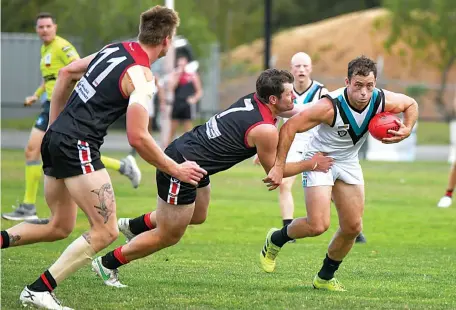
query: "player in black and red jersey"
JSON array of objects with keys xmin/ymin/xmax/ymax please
[
  {"xmin": 91, "ymin": 68, "xmax": 334, "ymax": 288},
  {"xmin": 1, "ymin": 6, "xmax": 206, "ymax": 309}
]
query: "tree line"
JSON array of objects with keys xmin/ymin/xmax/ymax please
[{"xmin": 2, "ymin": 0, "xmax": 454, "ymax": 118}]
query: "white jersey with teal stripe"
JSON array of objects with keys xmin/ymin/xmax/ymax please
[
  {"xmin": 306, "ymin": 87, "xmax": 385, "ymax": 161},
  {"xmin": 284, "ymin": 80, "xmax": 325, "ymax": 149}
]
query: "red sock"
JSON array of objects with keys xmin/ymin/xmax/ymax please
[
  {"xmin": 144, "ymin": 212, "xmax": 154, "ymax": 230},
  {"xmin": 445, "ymin": 189, "xmax": 453, "ymax": 198},
  {"xmin": 129, "ymin": 212, "xmax": 155, "ymax": 235},
  {"xmin": 101, "ymin": 246, "xmax": 130, "ymax": 270},
  {"xmin": 114, "ymin": 246, "xmax": 129, "ymax": 265}
]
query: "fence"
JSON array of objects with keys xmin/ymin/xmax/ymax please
[
  {"xmin": 1, "ymin": 33, "xmax": 221, "ymax": 124},
  {"xmin": 1, "ymin": 33, "xmax": 83, "ymax": 119},
  {"xmin": 219, "ymin": 71, "xmax": 456, "ymax": 121}
]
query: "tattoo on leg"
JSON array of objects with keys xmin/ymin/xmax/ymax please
[
  {"xmin": 91, "ymin": 183, "xmax": 114, "ymax": 224},
  {"xmin": 9, "ymin": 234, "xmax": 21, "ymax": 245},
  {"xmin": 82, "ymin": 232, "xmax": 91, "ymax": 244}
]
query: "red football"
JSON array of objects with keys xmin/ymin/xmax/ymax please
[{"xmin": 368, "ymin": 112, "xmax": 401, "ymax": 141}]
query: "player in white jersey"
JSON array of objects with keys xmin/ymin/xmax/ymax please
[
  {"xmin": 255, "ymin": 52, "xmax": 366, "ymax": 243},
  {"xmin": 259, "ymin": 56, "xmax": 418, "ymax": 291}
]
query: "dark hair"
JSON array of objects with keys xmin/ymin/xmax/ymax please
[
  {"xmin": 138, "ymin": 5, "xmax": 180, "ymax": 46},
  {"xmin": 256, "ymin": 69, "xmax": 294, "ymax": 103},
  {"xmin": 36, "ymin": 12, "xmax": 56, "ymax": 24},
  {"xmin": 347, "ymin": 55, "xmax": 377, "ymax": 80}
]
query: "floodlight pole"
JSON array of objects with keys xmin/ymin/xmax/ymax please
[
  {"xmin": 264, "ymin": 0, "xmax": 272, "ymax": 70},
  {"xmin": 161, "ymin": 0, "xmax": 176, "ymax": 148}
]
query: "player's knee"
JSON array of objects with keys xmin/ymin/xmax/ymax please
[
  {"xmin": 341, "ymin": 221, "xmax": 362, "ymax": 238},
  {"xmin": 309, "ymin": 220, "xmax": 330, "ymax": 236},
  {"xmin": 190, "ymin": 213, "xmax": 207, "ymax": 225},
  {"xmin": 50, "ymin": 224, "xmax": 74, "ymax": 241},
  {"xmin": 24, "ymin": 144, "xmax": 39, "ymax": 161},
  {"xmin": 159, "ymin": 227, "xmax": 185, "ymax": 246},
  {"xmin": 279, "ymin": 181, "xmax": 293, "ymax": 193},
  {"xmin": 93, "ymin": 224, "xmax": 119, "ymax": 247}
]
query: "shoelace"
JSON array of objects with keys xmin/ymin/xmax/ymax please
[
  {"xmin": 50, "ymin": 292, "xmax": 62, "ymax": 305},
  {"xmin": 14, "ymin": 204, "xmax": 30, "ymax": 213},
  {"xmin": 112, "ymin": 269, "xmax": 121, "ymax": 282},
  {"xmin": 266, "ymin": 245, "xmax": 279, "ymax": 260},
  {"xmin": 330, "ymin": 278, "xmax": 345, "ymax": 290}
]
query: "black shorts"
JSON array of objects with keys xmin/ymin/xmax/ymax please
[
  {"xmin": 41, "ymin": 130, "xmax": 105, "ymax": 179},
  {"xmin": 33, "ymin": 101, "xmax": 51, "ymax": 131},
  {"xmin": 34, "ymin": 112, "xmax": 49, "ymax": 131},
  {"xmin": 156, "ymin": 142, "xmax": 210, "ymax": 205},
  {"xmin": 171, "ymin": 101, "xmax": 192, "ymax": 121}
]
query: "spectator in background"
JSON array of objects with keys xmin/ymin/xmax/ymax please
[{"xmin": 166, "ymin": 55, "xmax": 203, "ymax": 146}]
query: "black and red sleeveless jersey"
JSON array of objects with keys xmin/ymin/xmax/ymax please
[
  {"xmin": 174, "ymin": 93, "xmax": 276, "ymax": 175},
  {"xmin": 174, "ymin": 72, "xmax": 196, "ymax": 101},
  {"xmin": 50, "ymin": 42, "xmax": 150, "ymax": 145}
]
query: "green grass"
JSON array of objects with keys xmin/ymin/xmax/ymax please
[
  {"xmin": 1, "ymin": 150, "xmax": 455, "ymax": 309},
  {"xmin": 416, "ymin": 121, "xmax": 450, "ymax": 145},
  {"xmin": 1, "ymin": 117, "xmax": 37, "ymax": 131}
]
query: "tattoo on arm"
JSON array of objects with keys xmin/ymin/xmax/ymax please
[
  {"xmin": 9, "ymin": 234, "xmax": 21, "ymax": 245},
  {"xmin": 82, "ymin": 232, "xmax": 91, "ymax": 244},
  {"xmin": 91, "ymin": 183, "xmax": 114, "ymax": 224}
]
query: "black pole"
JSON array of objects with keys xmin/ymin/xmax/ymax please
[{"xmin": 264, "ymin": 0, "xmax": 271, "ymax": 70}]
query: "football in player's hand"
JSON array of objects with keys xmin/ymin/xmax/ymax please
[{"xmin": 368, "ymin": 112, "xmax": 401, "ymax": 141}]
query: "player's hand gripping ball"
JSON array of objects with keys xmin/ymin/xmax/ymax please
[{"xmin": 368, "ymin": 112, "xmax": 401, "ymax": 141}]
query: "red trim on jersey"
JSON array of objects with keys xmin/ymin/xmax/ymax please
[
  {"xmin": 119, "ymin": 42, "xmax": 150, "ymax": 99},
  {"xmin": 118, "ymin": 63, "xmax": 137, "ymax": 99},
  {"xmin": 244, "ymin": 94, "xmax": 277, "ymax": 148},
  {"xmin": 122, "ymin": 42, "xmax": 150, "ymax": 67},
  {"xmin": 253, "ymin": 93, "xmax": 275, "ymax": 124},
  {"xmin": 40, "ymin": 274, "xmax": 54, "ymax": 292}
]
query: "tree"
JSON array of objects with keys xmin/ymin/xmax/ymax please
[
  {"xmin": 383, "ymin": 0, "xmax": 456, "ymax": 119},
  {"xmin": 2, "ymin": 0, "xmax": 216, "ymax": 58}
]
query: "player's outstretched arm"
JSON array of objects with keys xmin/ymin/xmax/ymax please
[
  {"xmin": 124, "ymin": 65, "xmax": 206, "ymax": 186},
  {"xmin": 250, "ymin": 124, "xmax": 333, "ymax": 191},
  {"xmin": 49, "ymin": 54, "xmax": 96, "ymax": 126},
  {"xmin": 277, "ymin": 98, "xmax": 333, "ymax": 167},
  {"xmin": 25, "ymin": 81, "xmax": 45, "ymax": 106},
  {"xmin": 382, "ymin": 90, "xmax": 419, "ymax": 144},
  {"xmin": 264, "ymin": 98, "xmax": 334, "ymax": 189}
]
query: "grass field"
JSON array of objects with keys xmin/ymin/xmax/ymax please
[{"xmin": 1, "ymin": 150, "xmax": 456, "ymax": 309}]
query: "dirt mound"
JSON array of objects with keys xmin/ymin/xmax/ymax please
[{"xmin": 220, "ymin": 8, "xmax": 455, "ymax": 119}]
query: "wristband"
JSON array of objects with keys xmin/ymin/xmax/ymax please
[{"xmin": 311, "ymin": 162, "xmax": 318, "ymax": 171}]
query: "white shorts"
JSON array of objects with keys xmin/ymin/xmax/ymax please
[
  {"xmin": 301, "ymin": 159, "xmax": 364, "ymax": 187},
  {"xmin": 286, "ymin": 141, "xmax": 304, "ymax": 163},
  {"xmin": 449, "ymin": 145, "xmax": 456, "ymax": 163}
]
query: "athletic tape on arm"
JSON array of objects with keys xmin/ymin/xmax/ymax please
[{"xmin": 127, "ymin": 65, "xmax": 157, "ymax": 113}]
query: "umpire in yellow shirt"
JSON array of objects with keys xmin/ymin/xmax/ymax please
[{"xmin": 3, "ymin": 12, "xmax": 141, "ymax": 223}]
